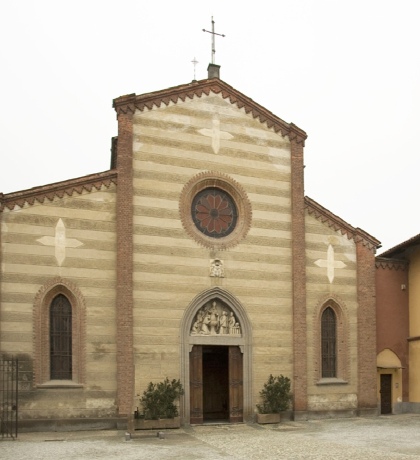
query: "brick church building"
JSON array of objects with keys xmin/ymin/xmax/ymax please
[{"xmin": 0, "ymin": 64, "xmax": 381, "ymax": 430}]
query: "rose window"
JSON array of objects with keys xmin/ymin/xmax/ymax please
[{"xmin": 191, "ymin": 188, "xmax": 237, "ymax": 238}]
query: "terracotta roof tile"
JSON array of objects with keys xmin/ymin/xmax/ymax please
[
  {"xmin": 378, "ymin": 233, "xmax": 420, "ymax": 258},
  {"xmin": 113, "ymin": 77, "xmax": 307, "ymax": 145},
  {"xmin": 0, "ymin": 170, "xmax": 117, "ymax": 211},
  {"xmin": 305, "ymin": 196, "xmax": 381, "ymax": 252}
]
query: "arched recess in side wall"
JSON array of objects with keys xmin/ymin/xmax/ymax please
[{"xmin": 180, "ymin": 287, "xmax": 253, "ymax": 424}]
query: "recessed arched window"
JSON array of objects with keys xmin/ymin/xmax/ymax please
[
  {"xmin": 34, "ymin": 278, "xmax": 86, "ymax": 386},
  {"xmin": 321, "ymin": 307, "xmax": 336, "ymax": 378},
  {"xmin": 50, "ymin": 294, "xmax": 72, "ymax": 380}
]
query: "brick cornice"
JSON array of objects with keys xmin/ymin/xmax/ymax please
[
  {"xmin": 0, "ymin": 171, "xmax": 117, "ymax": 211},
  {"xmin": 408, "ymin": 336, "xmax": 420, "ymax": 342},
  {"xmin": 305, "ymin": 196, "xmax": 381, "ymax": 253},
  {"xmin": 375, "ymin": 257, "xmax": 408, "ymax": 271},
  {"xmin": 113, "ymin": 78, "xmax": 307, "ymax": 145}
]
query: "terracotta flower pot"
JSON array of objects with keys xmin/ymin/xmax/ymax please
[{"xmin": 256, "ymin": 413, "xmax": 281, "ymax": 424}]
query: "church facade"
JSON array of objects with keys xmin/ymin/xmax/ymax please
[{"xmin": 0, "ymin": 66, "xmax": 380, "ymax": 429}]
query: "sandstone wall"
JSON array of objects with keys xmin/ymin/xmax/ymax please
[
  {"xmin": 305, "ymin": 213, "xmax": 359, "ymax": 412},
  {"xmin": 0, "ymin": 185, "xmax": 117, "ymax": 420},
  {"xmin": 131, "ymin": 93, "xmax": 294, "ymax": 406}
]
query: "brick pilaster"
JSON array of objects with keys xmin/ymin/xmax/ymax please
[
  {"xmin": 115, "ymin": 109, "xmax": 134, "ymax": 418},
  {"xmin": 356, "ymin": 234, "xmax": 377, "ymax": 411},
  {"xmin": 290, "ymin": 138, "xmax": 307, "ymax": 413},
  {"xmin": 0, "ymin": 193, "xmax": 3, "ymax": 354}
]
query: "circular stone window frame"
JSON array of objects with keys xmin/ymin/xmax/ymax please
[{"xmin": 180, "ymin": 171, "xmax": 252, "ymax": 250}]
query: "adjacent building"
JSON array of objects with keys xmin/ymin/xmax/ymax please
[{"xmin": 376, "ymin": 233, "xmax": 420, "ymax": 414}]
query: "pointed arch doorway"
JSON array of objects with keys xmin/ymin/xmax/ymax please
[{"xmin": 181, "ymin": 288, "xmax": 252, "ymax": 425}]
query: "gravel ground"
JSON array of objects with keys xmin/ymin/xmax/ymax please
[{"xmin": 2, "ymin": 414, "xmax": 420, "ymax": 459}]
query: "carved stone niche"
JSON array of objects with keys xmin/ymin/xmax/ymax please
[
  {"xmin": 210, "ymin": 259, "xmax": 224, "ymax": 278},
  {"xmin": 190, "ymin": 300, "xmax": 241, "ymax": 337}
]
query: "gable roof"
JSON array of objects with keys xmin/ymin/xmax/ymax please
[
  {"xmin": 379, "ymin": 233, "xmax": 420, "ymax": 258},
  {"xmin": 113, "ymin": 77, "xmax": 307, "ymax": 146},
  {"xmin": 0, "ymin": 170, "xmax": 117, "ymax": 211},
  {"xmin": 305, "ymin": 196, "xmax": 381, "ymax": 252},
  {"xmin": 1, "ymin": 169, "xmax": 380, "ymax": 253},
  {"xmin": 3, "ymin": 76, "xmax": 380, "ymax": 256},
  {"xmin": 2, "ymin": 77, "xmax": 306, "ymax": 209}
]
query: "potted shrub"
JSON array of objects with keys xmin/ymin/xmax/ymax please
[
  {"xmin": 134, "ymin": 377, "xmax": 184, "ymax": 429},
  {"xmin": 256, "ymin": 374, "xmax": 292, "ymax": 424}
]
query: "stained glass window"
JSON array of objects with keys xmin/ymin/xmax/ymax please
[{"xmin": 191, "ymin": 188, "xmax": 237, "ymax": 238}]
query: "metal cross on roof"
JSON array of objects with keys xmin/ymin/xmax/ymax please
[
  {"xmin": 203, "ymin": 16, "xmax": 225, "ymax": 64},
  {"xmin": 191, "ymin": 57, "xmax": 199, "ymax": 80}
]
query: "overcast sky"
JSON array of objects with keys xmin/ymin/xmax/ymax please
[{"xmin": 1, "ymin": 1, "xmax": 418, "ymax": 253}]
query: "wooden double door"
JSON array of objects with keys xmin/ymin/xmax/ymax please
[{"xmin": 190, "ymin": 345, "xmax": 243, "ymax": 424}]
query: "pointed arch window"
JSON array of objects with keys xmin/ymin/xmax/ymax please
[
  {"xmin": 34, "ymin": 279, "xmax": 85, "ymax": 387},
  {"xmin": 50, "ymin": 294, "xmax": 72, "ymax": 380},
  {"xmin": 321, "ymin": 307, "xmax": 336, "ymax": 378}
]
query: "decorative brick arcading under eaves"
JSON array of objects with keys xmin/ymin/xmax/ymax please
[
  {"xmin": 0, "ymin": 171, "xmax": 117, "ymax": 211},
  {"xmin": 305, "ymin": 196, "xmax": 380, "ymax": 253},
  {"xmin": 375, "ymin": 257, "xmax": 408, "ymax": 271},
  {"xmin": 112, "ymin": 78, "xmax": 307, "ymax": 145}
]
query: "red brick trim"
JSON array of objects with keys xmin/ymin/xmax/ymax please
[
  {"xmin": 113, "ymin": 79, "xmax": 307, "ymax": 145},
  {"xmin": 375, "ymin": 258, "xmax": 408, "ymax": 271},
  {"xmin": 33, "ymin": 277, "xmax": 86, "ymax": 386},
  {"xmin": 291, "ymin": 139, "xmax": 307, "ymax": 412},
  {"xmin": 0, "ymin": 195, "xmax": 2, "ymax": 341},
  {"xmin": 179, "ymin": 171, "xmax": 252, "ymax": 250},
  {"xmin": 1, "ymin": 171, "xmax": 117, "ymax": 211},
  {"xmin": 356, "ymin": 240, "xmax": 377, "ymax": 409},
  {"xmin": 115, "ymin": 111, "xmax": 134, "ymax": 418},
  {"xmin": 305, "ymin": 196, "xmax": 380, "ymax": 253}
]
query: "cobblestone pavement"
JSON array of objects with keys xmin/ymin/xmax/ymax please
[{"xmin": 2, "ymin": 414, "xmax": 420, "ymax": 459}]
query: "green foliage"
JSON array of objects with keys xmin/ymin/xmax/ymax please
[
  {"xmin": 139, "ymin": 377, "xmax": 184, "ymax": 420},
  {"xmin": 256, "ymin": 374, "xmax": 292, "ymax": 414}
]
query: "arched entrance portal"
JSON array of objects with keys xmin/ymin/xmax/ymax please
[
  {"xmin": 181, "ymin": 288, "xmax": 252, "ymax": 424},
  {"xmin": 190, "ymin": 345, "xmax": 243, "ymax": 423}
]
